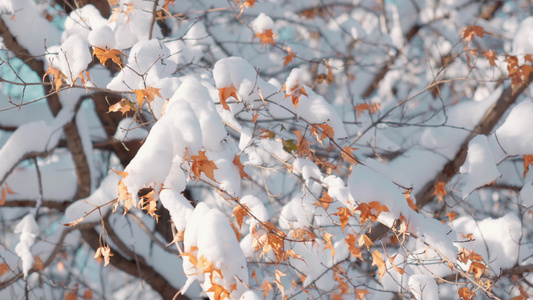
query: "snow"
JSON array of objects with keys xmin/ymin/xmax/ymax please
[
  {"xmin": 252, "ymin": 13, "xmax": 275, "ymax": 33},
  {"xmin": 512, "ymin": 17, "xmax": 533, "ymax": 55},
  {"xmin": 14, "ymin": 214, "xmax": 39, "ymax": 278},
  {"xmin": 88, "ymin": 25, "xmax": 117, "ymax": 49},
  {"xmin": 459, "ymin": 135, "xmax": 501, "ymax": 199},
  {"xmin": 114, "ymin": 118, "xmax": 148, "ymax": 142},
  {"xmin": 408, "ymin": 274, "xmax": 438, "ymax": 300},
  {"xmin": 159, "ymin": 189, "xmax": 194, "ymax": 232},
  {"xmin": 493, "ymin": 100, "xmax": 533, "ymax": 158}
]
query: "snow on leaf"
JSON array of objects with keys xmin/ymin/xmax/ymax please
[
  {"xmin": 43, "ymin": 66, "xmax": 66, "ymax": 90},
  {"xmin": 255, "ymin": 29, "xmax": 275, "ymax": 46},
  {"xmin": 283, "ymin": 84, "xmax": 307, "ymax": 108},
  {"xmin": 92, "ymin": 47, "xmax": 124, "ymax": 69},
  {"xmin": 483, "ymin": 49, "xmax": 498, "ymax": 67},
  {"xmin": 458, "ymin": 287, "xmax": 475, "ymax": 300},
  {"xmin": 524, "ymin": 155, "xmax": 533, "ymax": 178},
  {"xmin": 133, "ymin": 87, "xmax": 162, "ymax": 112},
  {"xmin": 138, "ymin": 188, "xmax": 158, "ymax": 221},
  {"xmin": 333, "ymin": 207, "xmax": 353, "ymax": 231},
  {"xmin": 108, "ymin": 98, "xmax": 137, "ymax": 115},
  {"xmin": 233, "ymin": 155, "xmax": 249, "ymax": 179},
  {"xmin": 190, "ymin": 151, "xmax": 218, "ymax": 182},
  {"xmin": 218, "ymin": 85, "xmax": 238, "ymax": 111},
  {"xmin": 323, "ymin": 232, "xmax": 335, "ymax": 257},
  {"xmin": 432, "ymin": 181, "xmax": 448, "ymax": 202},
  {"xmin": 371, "ymin": 250, "xmax": 386, "ymax": 281}
]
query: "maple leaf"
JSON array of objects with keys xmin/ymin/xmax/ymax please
[
  {"xmin": 94, "ymin": 245, "xmax": 113, "ymax": 266},
  {"xmin": 386, "ymin": 253, "xmax": 406, "ymax": 275},
  {"xmin": 207, "ymin": 283, "xmax": 230, "ymax": 300},
  {"xmin": 432, "ymin": 181, "xmax": 448, "ymax": 202},
  {"xmin": 293, "ymin": 130, "xmax": 311, "ymax": 157},
  {"xmin": 133, "ymin": 87, "xmax": 162, "ymax": 111},
  {"xmin": 138, "ymin": 188, "xmax": 158, "ymax": 221},
  {"xmin": 333, "ymin": 207, "xmax": 353, "ymax": 231},
  {"xmin": 355, "ymin": 288, "xmax": 370, "ymax": 300},
  {"xmin": 261, "ymin": 281, "xmax": 274, "ymax": 299},
  {"xmin": 458, "ymin": 287, "xmax": 476, "ymax": 300},
  {"xmin": 92, "ymin": 47, "xmax": 124, "ymax": 69},
  {"xmin": 358, "ymin": 233, "xmax": 374, "ymax": 251},
  {"xmin": 232, "ymin": 204, "xmax": 249, "ymax": 229},
  {"xmin": 447, "ymin": 211, "xmax": 457, "ymax": 222},
  {"xmin": 284, "ymin": 47, "xmax": 296, "ymax": 66},
  {"xmin": 255, "ymin": 29, "xmax": 275, "ymax": 46},
  {"xmin": 108, "ymin": 98, "xmax": 137, "ymax": 115},
  {"xmin": 468, "ymin": 261, "xmax": 487, "ymax": 279},
  {"xmin": 523, "ymin": 155, "xmax": 533, "ymax": 178},
  {"xmin": 283, "ymin": 84, "xmax": 307, "ymax": 108},
  {"xmin": 371, "ymin": 250, "xmax": 387, "ymax": 281},
  {"xmin": 356, "ymin": 201, "xmax": 389, "ymax": 224},
  {"xmin": 341, "ymin": 146, "xmax": 358, "ymax": 164},
  {"xmin": 483, "ymin": 49, "xmax": 498, "ymax": 67},
  {"xmin": 313, "ymin": 192, "xmax": 333, "ymax": 210},
  {"xmin": 218, "ymin": 85, "xmax": 239, "ymax": 111},
  {"xmin": 310, "ymin": 124, "xmax": 334, "ymax": 146},
  {"xmin": 345, "ymin": 234, "xmax": 364, "ymax": 261},
  {"xmin": 291, "ymin": 227, "xmax": 316, "ymax": 242},
  {"xmin": 462, "ymin": 25, "xmax": 485, "ymax": 43},
  {"xmin": 43, "ymin": 66, "xmax": 66, "ymax": 90},
  {"xmin": 233, "ymin": 155, "xmax": 249, "ymax": 179},
  {"xmin": 354, "ymin": 103, "xmax": 380, "ymax": 118},
  {"xmin": 323, "ymin": 232, "xmax": 335, "ymax": 257},
  {"xmin": 274, "ymin": 269, "xmax": 286, "ymax": 298},
  {"xmin": 190, "ymin": 151, "xmax": 218, "ymax": 182}
]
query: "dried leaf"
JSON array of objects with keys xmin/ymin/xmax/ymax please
[
  {"xmin": 458, "ymin": 287, "xmax": 476, "ymax": 300},
  {"xmin": 83, "ymin": 290, "xmax": 93, "ymax": 300},
  {"xmin": 462, "ymin": 25, "xmax": 486, "ymax": 42},
  {"xmin": 354, "ymin": 103, "xmax": 380, "ymax": 118},
  {"xmin": 233, "ymin": 155, "xmax": 249, "ymax": 179},
  {"xmin": 371, "ymin": 250, "xmax": 386, "ymax": 281},
  {"xmin": 447, "ymin": 211, "xmax": 457, "ymax": 222},
  {"xmin": 108, "ymin": 98, "xmax": 137, "ymax": 114},
  {"xmin": 432, "ymin": 181, "xmax": 448, "ymax": 202},
  {"xmin": 190, "ymin": 151, "xmax": 218, "ymax": 182},
  {"xmin": 233, "ymin": 204, "xmax": 249, "ymax": 229},
  {"xmin": 63, "ymin": 217, "xmax": 84, "ymax": 227},
  {"xmin": 333, "ymin": 207, "xmax": 353, "ymax": 231},
  {"xmin": 261, "ymin": 281, "xmax": 274, "ymax": 299},
  {"xmin": 468, "ymin": 261, "xmax": 487, "ymax": 279},
  {"xmin": 94, "ymin": 246, "xmax": 113, "ymax": 266},
  {"xmin": 355, "ymin": 288, "xmax": 370, "ymax": 300},
  {"xmin": 133, "ymin": 87, "xmax": 162, "ymax": 111},
  {"xmin": 255, "ymin": 29, "xmax": 275, "ymax": 46},
  {"xmin": 284, "ymin": 48, "xmax": 296, "ymax": 66},
  {"xmin": 0, "ymin": 263, "xmax": 9, "ymax": 277},
  {"xmin": 293, "ymin": 130, "xmax": 311, "ymax": 157},
  {"xmin": 206, "ymin": 283, "xmax": 230, "ymax": 300},
  {"xmin": 314, "ymin": 192, "xmax": 333, "ymax": 210},
  {"xmin": 43, "ymin": 66, "xmax": 66, "ymax": 90},
  {"xmin": 358, "ymin": 233, "xmax": 373, "ymax": 251},
  {"xmin": 92, "ymin": 47, "xmax": 124, "ymax": 69},
  {"xmin": 483, "ymin": 49, "xmax": 498, "ymax": 67},
  {"xmin": 345, "ymin": 233, "xmax": 363, "ymax": 261},
  {"xmin": 219, "ymin": 85, "xmax": 238, "ymax": 110},
  {"xmin": 323, "ymin": 232, "xmax": 335, "ymax": 257},
  {"xmin": 235, "ymin": 0, "xmax": 257, "ymax": 10},
  {"xmin": 524, "ymin": 155, "xmax": 533, "ymax": 178},
  {"xmin": 274, "ymin": 269, "xmax": 286, "ymax": 298},
  {"xmin": 310, "ymin": 124, "xmax": 334, "ymax": 146},
  {"xmin": 341, "ymin": 146, "xmax": 358, "ymax": 164}
]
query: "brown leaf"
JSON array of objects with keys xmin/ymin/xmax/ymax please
[
  {"xmin": 462, "ymin": 25, "xmax": 486, "ymax": 42},
  {"xmin": 190, "ymin": 151, "xmax": 218, "ymax": 182},
  {"xmin": 468, "ymin": 261, "xmax": 487, "ymax": 279},
  {"xmin": 255, "ymin": 29, "xmax": 275, "ymax": 46},
  {"xmin": 333, "ymin": 207, "xmax": 353, "ymax": 231},
  {"xmin": 483, "ymin": 49, "xmax": 498, "ymax": 67},
  {"xmin": 310, "ymin": 123, "xmax": 334, "ymax": 146},
  {"xmin": 358, "ymin": 233, "xmax": 374, "ymax": 251},
  {"xmin": 0, "ymin": 263, "xmax": 9, "ymax": 277},
  {"xmin": 108, "ymin": 98, "xmax": 137, "ymax": 114},
  {"xmin": 92, "ymin": 47, "xmax": 124, "ymax": 69},
  {"xmin": 133, "ymin": 87, "xmax": 162, "ymax": 111},
  {"xmin": 274, "ymin": 269, "xmax": 286, "ymax": 298},
  {"xmin": 371, "ymin": 250, "xmax": 386, "ymax": 281},
  {"xmin": 458, "ymin": 287, "xmax": 476, "ymax": 300},
  {"xmin": 261, "ymin": 281, "xmax": 274, "ymax": 299},
  {"xmin": 323, "ymin": 232, "xmax": 335, "ymax": 257},
  {"xmin": 432, "ymin": 181, "xmax": 448, "ymax": 202},
  {"xmin": 83, "ymin": 290, "xmax": 93, "ymax": 300},
  {"xmin": 523, "ymin": 155, "xmax": 533, "ymax": 178},
  {"xmin": 219, "ymin": 85, "xmax": 238, "ymax": 110},
  {"xmin": 345, "ymin": 233, "xmax": 364, "ymax": 261},
  {"xmin": 447, "ymin": 211, "xmax": 457, "ymax": 222},
  {"xmin": 284, "ymin": 48, "xmax": 296, "ymax": 66},
  {"xmin": 232, "ymin": 204, "xmax": 249, "ymax": 229},
  {"xmin": 63, "ymin": 217, "xmax": 84, "ymax": 227},
  {"xmin": 235, "ymin": 0, "xmax": 257, "ymax": 10},
  {"xmin": 355, "ymin": 288, "xmax": 370, "ymax": 300},
  {"xmin": 354, "ymin": 103, "xmax": 380, "ymax": 118},
  {"xmin": 341, "ymin": 146, "xmax": 358, "ymax": 164},
  {"xmin": 233, "ymin": 155, "xmax": 249, "ymax": 179},
  {"xmin": 293, "ymin": 130, "xmax": 311, "ymax": 157},
  {"xmin": 314, "ymin": 192, "xmax": 333, "ymax": 210},
  {"xmin": 43, "ymin": 66, "xmax": 66, "ymax": 90}
]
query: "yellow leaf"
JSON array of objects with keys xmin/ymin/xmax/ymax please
[
  {"xmin": 108, "ymin": 98, "xmax": 137, "ymax": 115},
  {"xmin": 358, "ymin": 233, "xmax": 373, "ymax": 251}
]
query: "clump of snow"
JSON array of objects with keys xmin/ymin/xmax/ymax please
[
  {"xmin": 285, "ymin": 68, "xmax": 304, "ymax": 91},
  {"xmin": 63, "ymin": 4, "xmax": 107, "ymax": 40},
  {"xmin": 88, "ymin": 25, "xmax": 117, "ymax": 49},
  {"xmin": 459, "ymin": 135, "xmax": 501, "ymax": 199},
  {"xmin": 512, "ymin": 17, "xmax": 533, "ymax": 55},
  {"xmin": 114, "ymin": 118, "xmax": 148, "ymax": 142},
  {"xmin": 252, "ymin": 13, "xmax": 274, "ymax": 33},
  {"xmin": 56, "ymin": 34, "xmax": 92, "ymax": 84},
  {"xmin": 408, "ymin": 274, "xmax": 438, "ymax": 300},
  {"xmin": 493, "ymin": 100, "xmax": 533, "ymax": 157},
  {"xmin": 14, "ymin": 214, "xmax": 39, "ymax": 278},
  {"xmin": 159, "ymin": 189, "xmax": 194, "ymax": 232}
]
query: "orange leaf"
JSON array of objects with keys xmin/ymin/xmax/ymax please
[
  {"xmin": 274, "ymin": 269, "xmax": 286, "ymax": 298},
  {"xmin": 233, "ymin": 155, "xmax": 249, "ymax": 179},
  {"xmin": 293, "ymin": 130, "xmax": 311, "ymax": 157},
  {"xmin": 251, "ymin": 269, "xmax": 258, "ymax": 285},
  {"xmin": 0, "ymin": 188, "xmax": 5, "ymax": 206},
  {"xmin": 458, "ymin": 287, "xmax": 476, "ymax": 300},
  {"xmin": 432, "ymin": 181, "xmax": 448, "ymax": 202},
  {"xmin": 371, "ymin": 250, "xmax": 386, "ymax": 281},
  {"xmin": 483, "ymin": 49, "xmax": 498, "ymax": 67},
  {"xmin": 284, "ymin": 48, "xmax": 296, "ymax": 66},
  {"xmin": 92, "ymin": 47, "xmax": 124, "ymax": 69},
  {"xmin": 219, "ymin": 85, "xmax": 238, "ymax": 110},
  {"xmin": 310, "ymin": 124, "xmax": 334, "ymax": 146},
  {"xmin": 447, "ymin": 211, "xmax": 457, "ymax": 222},
  {"xmin": 255, "ymin": 29, "xmax": 275, "ymax": 46},
  {"xmin": 261, "ymin": 281, "xmax": 274, "ymax": 299},
  {"xmin": 133, "ymin": 87, "xmax": 161, "ymax": 111},
  {"xmin": 323, "ymin": 232, "xmax": 335, "ymax": 257},
  {"xmin": 524, "ymin": 155, "xmax": 533, "ymax": 178},
  {"xmin": 108, "ymin": 98, "xmax": 137, "ymax": 115},
  {"xmin": 283, "ymin": 85, "xmax": 307, "ymax": 108},
  {"xmin": 0, "ymin": 263, "xmax": 9, "ymax": 277},
  {"xmin": 345, "ymin": 234, "xmax": 364, "ymax": 261},
  {"xmin": 190, "ymin": 151, "xmax": 218, "ymax": 182},
  {"xmin": 83, "ymin": 290, "xmax": 93, "ymax": 300},
  {"xmin": 63, "ymin": 217, "xmax": 84, "ymax": 227},
  {"xmin": 356, "ymin": 201, "xmax": 389, "ymax": 225},
  {"xmin": 341, "ymin": 146, "xmax": 358, "ymax": 164},
  {"xmin": 353, "ymin": 103, "xmax": 380, "ymax": 118},
  {"xmin": 291, "ymin": 227, "xmax": 316, "ymax": 242},
  {"xmin": 233, "ymin": 204, "xmax": 249, "ymax": 229},
  {"xmin": 355, "ymin": 288, "xmax": 370, "ymax": 300},
  {"xmin": 235, "ymin": 0, "xmax": 257, "ymax": 10},
  {"xmin": 358, "ymin": 233, "xmax": 373, "ymax": 251},
  {"xmin": 43, "ymin": 66, "xmax": 66, "ymax": 90},
  {"xmin": 206, "ymin": 283, "xmax": 231, "ymax": 300},
  {"xmin": 386, "ymin": 253, "xmax": 406, "ymax": 275},
  {"xmin": 314, "ymin": 192, "xmax": 333, "ymax": 210},
  {"xmin": 468, "ymin": 261, "xmax": 487, "ymax": 279},
  {"xmin": 462, "ymin": 25, "xmax": 486, "ymax": 43},
  {"xmin": 333, "ymin": 207, "xmax": 353, "ymax": 231}
]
